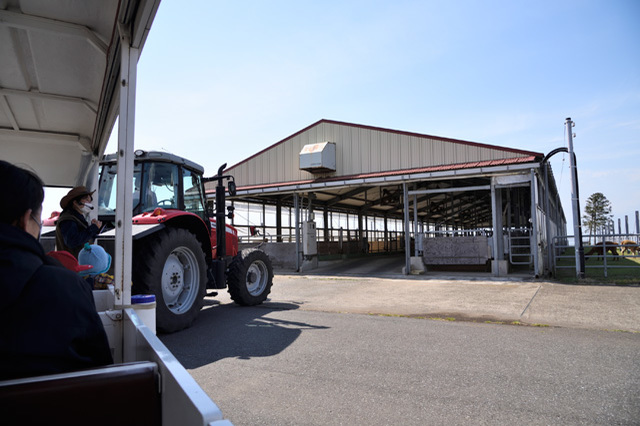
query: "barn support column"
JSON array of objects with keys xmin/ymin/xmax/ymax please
[
  {"xmin": 491, "ymin": 178, "xmax": 506, "ymax": 276},
  {"xmin": 276, "ymin": 200, "xmax": 282, "ymax": 242},
  {"xmin": 294, "ymin": 193, "xmax": 300, "ymax": 271},
  {"xmin": 403, "ymin": 182, "xmax": 411, "ymax": 274},
  {"xmin": 384, "ymin": 214, "xmax": 389, "ymax": 252},
  {"xmin": 530, "ymin": 169, "xmax": 541, "ymax": 277},
  {"xmin": 410, "ymin": 189, "xmax": 425, "ymax": 273},
  {"xmin": 288, "ymin": 206, "xmax": 292, "ymax": 242},
  {"xmin": 413, "ymin": 193, "xmax": 421, "ymax": 255},
  {"xmin": 358, "ymin": 212, "xmax": 365, "ymax": 252},
  {"xmin": 323, "ymin": 207, "xmax": 329, "ymax": 243}
]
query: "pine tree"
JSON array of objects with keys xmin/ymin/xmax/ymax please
[{"xmin": 582, "ymin": 192, "xmax": 612, "ymax": 243}]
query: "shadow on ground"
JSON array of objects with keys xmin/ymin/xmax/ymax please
[{"xmin": 159, "ymin": 299, "xmax": 328, "ymax": 369}]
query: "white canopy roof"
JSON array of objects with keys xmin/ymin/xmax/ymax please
[{"xmin": 0, "ymin": 0, "xmax": 160, "ymax": 187}]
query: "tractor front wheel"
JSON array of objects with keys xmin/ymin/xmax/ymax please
[
  {"xmin": 133, "ymin": 228, "xmax": 206, "ymax": 333},
  {"xmin": 227, "ymin": 248, "xmax": 273, "ymax": 305}
]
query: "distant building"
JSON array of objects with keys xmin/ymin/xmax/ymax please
[{"xmin": 206, "ymin": 119, "xmax": 566, "ymax": 277}]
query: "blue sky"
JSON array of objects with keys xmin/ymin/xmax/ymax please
[{"xmin": 46, "ymin": 0, "xmax": 640, "ymax": 233}]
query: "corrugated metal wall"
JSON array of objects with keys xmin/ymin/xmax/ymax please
[{"xmin": 228, "ymin": 121, "xmax": 532, "ymax": 188}]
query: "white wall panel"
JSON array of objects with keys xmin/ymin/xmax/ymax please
[
  {"xmin": 369, "ymin": 130, "xmax": 381, "ymax": 172},
  {"xmin": 410, "ymin": 136, "xmax": 422, "ymax": 169}
]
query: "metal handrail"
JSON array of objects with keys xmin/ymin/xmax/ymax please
[
  {"xmin": 508, "ymin": 229, "xmax": 532, "ymax": 265},
  {"xmin": 552, "ymin": 233, "xmax": 640, "ymax": 277}
]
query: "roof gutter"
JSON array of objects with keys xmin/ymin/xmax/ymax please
[{"xmin": 226, "ymin": 161, "xmax": 540, "ymax": 197}]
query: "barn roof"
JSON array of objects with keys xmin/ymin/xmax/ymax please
[
  {"xmin": 204, "ymin": 120, "xmax": 545, "ymax": 227},
  {"xmin": 218, "ymin": 119, "xmax": 543, "ymax": 194}
]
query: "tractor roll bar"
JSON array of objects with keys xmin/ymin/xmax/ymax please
[{"xmin": 203, "ymin": 164, "xmax": 236, "ymax": 260}]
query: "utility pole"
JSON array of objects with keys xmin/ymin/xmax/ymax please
[{"xmin": 566, "ymin": 118, "xmax": 585, "ymax": 278}]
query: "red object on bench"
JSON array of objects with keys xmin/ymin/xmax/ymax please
[{"xmin": 47, "ymin": 250, "xmax": 93, "ymax": 273}]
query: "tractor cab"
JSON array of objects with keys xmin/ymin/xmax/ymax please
[{"xmin": 98, "ymin": 151, "xmax": 209, "ymax": 224}]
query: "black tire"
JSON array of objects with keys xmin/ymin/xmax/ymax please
[
  {"xmin": 227, "ymin": 248, "xmax": 274, "ymax": 306},
  {"xmin": 133, "ymin": 228, "xmax": 206, "ymax": 333}
]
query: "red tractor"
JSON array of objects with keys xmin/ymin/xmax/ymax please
[{"xmin": 97, "ymin": 151, "xmax": 273, "ymax": 333}]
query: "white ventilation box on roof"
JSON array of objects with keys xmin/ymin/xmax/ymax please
[{"xmin": 299, "ymin": 142, "xmax": 336, "ymax": 173}]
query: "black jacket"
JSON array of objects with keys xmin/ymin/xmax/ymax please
[
  {"xmin": 55, "ymin": 209, "xmax": 100, "ymax": 258},
  {"xmin": 0, "ymin": 223, "xmax": 113, "ymax": 380}
]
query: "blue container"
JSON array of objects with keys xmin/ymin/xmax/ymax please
[{"xmin": 132, "ymin": 294, "xmax": 156, "ymax": 304}]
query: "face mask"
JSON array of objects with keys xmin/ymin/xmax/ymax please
[
  {"xmin": 30, "ymin": 213, "xmax": 42, "ymax": 241},
  {"xmin": 81, "ymin": 203, "xmax": 94, "ymax": 214}
]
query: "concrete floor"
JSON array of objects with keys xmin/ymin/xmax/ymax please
[{"xmin": 285, "ymin": 253, "xmax": 535, "ymax": 281}]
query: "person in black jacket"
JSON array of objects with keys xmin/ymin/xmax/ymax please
[
  {"xmin": 55, "ymin": 186, "xmax": 103, "ymax": 258},
  {"xmin": 0, "ymin": 160, "xmax": 113, "ymax": 380}
]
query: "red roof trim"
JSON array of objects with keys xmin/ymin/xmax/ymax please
[
  {"xmin": 212, "ymin": 155, "xmax": 539, "ymax": 193},
  {"xmin": 226, "ymin": 119, "xmax": 543, "ymax": 172}
]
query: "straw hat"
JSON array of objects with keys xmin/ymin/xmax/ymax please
[{"xmin": 60, "ymin": 186, "xmax": 95, "ymax": 209}]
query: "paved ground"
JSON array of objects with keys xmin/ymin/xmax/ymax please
[
  {"xmin": 258, "ymin": 255, "xmax": 640, "ymax": 333},
  {"xmin": 163, "ymin": 257, "xmax": 640, "ymax": 425},
  {"xmin": 164, "ymin": 305, "xmax": 640, "ymax": 426}
]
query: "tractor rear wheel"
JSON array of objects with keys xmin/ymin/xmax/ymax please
[
  {"xmin": 133, "ymin": 228, "xmax": 206, "ymax": 333},
  {"xmin": 227, "ymin": 248, "xmax": 273, "ymax": 305}
]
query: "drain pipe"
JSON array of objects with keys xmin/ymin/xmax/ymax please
[{"xmin": 543, "ymin": 122, "xmax": 585, "ymax": 279}]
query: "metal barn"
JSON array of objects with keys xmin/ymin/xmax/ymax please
[{"xmin": 206, "ymin": 119, "xmax": 566, "ymax": 277}]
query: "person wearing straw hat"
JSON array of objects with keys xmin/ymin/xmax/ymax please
[{"xmin": 55, "ymin": 186, "xmax": 103, "ymax": 258}]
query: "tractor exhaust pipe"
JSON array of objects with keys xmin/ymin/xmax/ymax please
[{"xmin": 215, "ymin": 163, "xmax": 227, "ymax": 260}]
